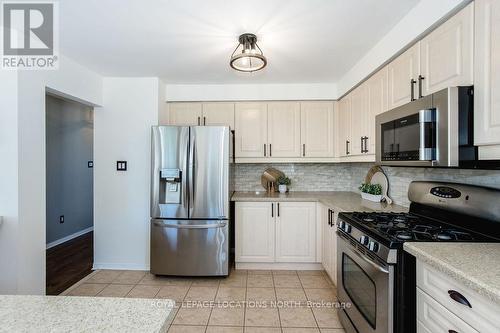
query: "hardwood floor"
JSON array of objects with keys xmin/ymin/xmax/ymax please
[{"xmin": 46, "ymin": 231, "xmax": 94, "ymax": 295}]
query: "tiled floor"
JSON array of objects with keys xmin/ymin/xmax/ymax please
[{"xmin": 63, "ymin": 269, "xmax": 345, "ymax": 333}]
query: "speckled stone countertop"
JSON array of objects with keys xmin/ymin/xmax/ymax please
[
  {"xmin": 404, "ymin": 243, "xmax": 500, "ymax": 304},
  {"xmin": 0, "ymin": 295, "xmax": 174, "ymax": 333},
  {"xmin": 231, "ymin": 191, "xmax": 408, "ymax": 213}
]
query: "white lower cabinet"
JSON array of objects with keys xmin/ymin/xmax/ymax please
[
  {"xmin": 417, "ymin": 288, "xmax": 479, "ymax": 333},
  {"xmin": 235, "ymin": 202, "xmax": 275, "ymax": 262},
  {"xmin": 416, "ymin": 260, "xmax": 500, "ymax": 333},
  {"xmin": 275, "ymin": 202, "xmax": 316, "ymax": 262},
  {"xmin": 320, "ymin": 203, "xmax": 338, "ymax": 285},
  {"xmin": 235, "ymin": 201, "xmax": 317, "ymax": 264}
]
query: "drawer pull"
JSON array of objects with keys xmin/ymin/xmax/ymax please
[
  {"xmin": 448, "ymin": 290, "xmax": 472, "ymax": 308},
  {"xmin": 448, "ymin": 330, "xmax": 458, "ymax": 333}
]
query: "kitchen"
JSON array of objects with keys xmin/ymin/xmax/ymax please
[{"xmin": 1, "ymin": 0, "xmax": 500, "ymax": 332}]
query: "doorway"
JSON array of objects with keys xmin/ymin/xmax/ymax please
[{"xmin": 45, "ymin": 94, "xmax": 94, "ymax": 295}]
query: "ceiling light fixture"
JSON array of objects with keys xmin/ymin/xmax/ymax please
[{"xmin": 230, "ymin": 33, "xmax": 267, "ymax": 72}]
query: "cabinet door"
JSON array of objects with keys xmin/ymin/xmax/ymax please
[
  {"xmin": 338, "ymin": 97, "xmax": 352, "ymax": 157},
  {"xmin": 475, "ymin": 0, "xmax": 500, "ymax": 150},
  {"xmin": 235, "ymin": 202, "xmax": 275, "ymax": 262},
  {"xmin": 349, "ymin": 85, "xmax": 368, "ymax": 156},
  {"xmin": 268, "ymin": 102, "xmax": 301, "ymax": 157},
  {"xmin": 300, "ymin": 102, "xmax": 334, "ymax": 157},
  {"xmin": 169, "ymin": 103, "xmax": 202, "ymax": 125},
  {"xmin": 275, "ymin": 202, "xmax": 316, "ymax": 262},
  {"xmin": 202, "ymin": 102, "xmax": 235, "ymax": 128},
  {"xmin": 388, "ymin": 43, "xmax": 420, "ymax": 109},
  {"xmin": 365, "ymin": 67, "xmax": 389, "ymax": 154},
  {"xmin": 234, "ymin": 102, "xmax": 268, "ymax": 158},
  {"xmin": 329, "ymin": 210, "xmax": 339, "ymax": 286},
  {"xmin": 420, "ymin": 3, "xmax": 473, "ymax": 96},
  {"xmin": 321, "ymin": 205, "xmax": 332, "ymax": 274}
]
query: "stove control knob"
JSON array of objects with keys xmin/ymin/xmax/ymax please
[
  {"xmin": 345, "ymin": 224, "xmax": 352, "ymax": 233},
  {"xmin": 360, "ymin": 236, "xmax": 369, "ymax": 246},
  {"xmin": 339, "ymin": 221, "xmax": 346, "ymax": 230},
  {"xmin": 368, "ymin": 241, "xmax": 379, "ymax": 252}
]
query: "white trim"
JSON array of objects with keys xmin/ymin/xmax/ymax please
[
  {"xmin": 46, "ymin": 226, "xmax": 93, "ymax": 249},
  {"xmin": 93, "ymin": 262, "xmax": 150, "ymax": 271},
  {"xmin": 236, "ymin": 262, "xmax": 323, "ymax": 270}
]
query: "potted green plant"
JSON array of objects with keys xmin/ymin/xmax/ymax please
[
  {"xmin": 359, "ymin": 183, "xmax": 383, "ymax": 202},
  {"xmin": 277, "ymin": 175, "xmax": 291, "ymax": 193}
]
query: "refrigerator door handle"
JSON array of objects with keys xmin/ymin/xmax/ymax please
[
  {"xmin": 153, "ymin": 220, "xmax": 227, "ymax": 229},
  {"xmin": 189, "ymin": 133, "xmax": 195, "ymax": 214}
]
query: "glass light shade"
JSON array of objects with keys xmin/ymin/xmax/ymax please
[{"xmin": 230, "ymin": 33, "xmax": 267, "ymax": 72}]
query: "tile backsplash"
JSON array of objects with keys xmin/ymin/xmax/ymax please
[{"xmin": 233, "ymin": 163, "xmax": 500, "ymax": 207}]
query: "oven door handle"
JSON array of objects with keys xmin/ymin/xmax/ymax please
[{"xmin": 339, "ymin": 233, "xmax": 389, "ymax": 274}]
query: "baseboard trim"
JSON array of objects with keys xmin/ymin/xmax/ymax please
[
  {"xmin": 46, "ymin": 226, "xmax": 93, "ymax": 249},
  {"xmin": 93, "ymin": 262, "xmax": 150, "ymax": 271},
  {"xmin": 236, "ymin": 262, "xmax": 323, "ymax": 270}
]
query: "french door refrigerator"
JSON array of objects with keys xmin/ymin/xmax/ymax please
[{"xmin": 151, "ymin": 126, "xmax": 230, "ymax": 276}]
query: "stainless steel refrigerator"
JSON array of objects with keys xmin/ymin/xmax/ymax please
[{"xmin": 150, "ymin": 126, "xmax": 230, "ymax": 276}]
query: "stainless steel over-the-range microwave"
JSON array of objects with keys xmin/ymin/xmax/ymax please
[{"xmin": 375, "ymin": 86, "xmax": 496, "ymax": 168}]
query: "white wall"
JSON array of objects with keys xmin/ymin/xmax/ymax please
[
  {"xmin": 1, "ymin": 55, "xmax": 102, "ymax": 295},
  {"xmin": 165, "ymin": 83, "xmax": 337, "ymax": 102},
  {"xmin": 0, "ymin": 69, "xmax": 19, "ymax": 294},
  {"xmin": 94, "ymin": 78, "xmax": 160, "ymax": 270},
  {"xmin": 336, "ymin": 0, "xmax": 471, "ymax": 97}
]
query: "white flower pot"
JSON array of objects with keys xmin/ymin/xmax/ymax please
[
  {"xmin": 361, "ymin": 192, "xmax": 383, "ymax": 202},
  {"xmin": 278, "ymin": 185, "xmax": 287, "ymax": 193}
]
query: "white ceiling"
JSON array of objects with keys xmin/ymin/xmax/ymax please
[{"xmin": 59, "ymin": 0, "xmax": 420, "ymax": 84}]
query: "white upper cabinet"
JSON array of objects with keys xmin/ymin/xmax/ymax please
[
  {"xmin": 338, "ymin": 96, "xmax": 352, "ymax": 157},
  {"xmin": 349, "ymin": 85, "xmax": 368, "ymax": 156},
  {"xmin": 267, "ymin": 102, "xmax": 301, "ymax": 157},
  {"xmin": 202, "ymin": 102, "xmax": 235, "ymax": 128},
  {"xmin": 388, "ymin": 43, "xmax": 420, "ymax": 110},
  {"xmin": 275, "ymin": 202, "xmax": 316, "ymax": 263},
  {"xmin": 474, "ymin": 0, "xmax": 500, "ymax": 150},
  {"xmin": 365, "ymin": 67, "xmax": 389, "ymax": 154},
  {"xmin": 168, "ymin": 103, "xmax": 202, "ymax": 126},
  {"xmin": 419, "ymin": 3, "xmax": 474, "ymax": 96},
  {"xmin": 300, "ymin": 101, "xmax": 335, "ymax": 157},
  {"xmin": 235, "ymin": 202, "xmax": 275, "ymax": 263},
  {"xmin": 235, "ymin": 102, "xmax": 268, "ymax": 158}
]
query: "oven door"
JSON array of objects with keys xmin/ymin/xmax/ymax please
[{"xmin": 337, "ymin": 233, "xmax": 394, "ymax": 333}]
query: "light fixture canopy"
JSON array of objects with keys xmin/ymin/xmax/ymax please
[{"xmin": 230, "ymin": 33, "xmax": 267, "ymax": 72}]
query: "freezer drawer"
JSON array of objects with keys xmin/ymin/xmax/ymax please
[{"xmin": 150, "ymin": 219, "xmax": 229, "ymax": 276}]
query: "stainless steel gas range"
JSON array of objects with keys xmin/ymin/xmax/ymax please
[{"xmin": 336, "ymin": 181, "xmax": 500, "ymax": 333}]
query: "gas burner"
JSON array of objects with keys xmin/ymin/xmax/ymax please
[
  {"xmin": 396, "ymin": 232, "xmax": 413, "ymax": 240},
  {"xmin": 363, "ymin": 217, "xmax": 375, "ymax": 222},
  {"xmin": 436, "ymin": 232, "xmax": 453, "ymax": 240},
  {"xmin": 393, "ymin": 217, "xmax": 407, "ymax": 223}
]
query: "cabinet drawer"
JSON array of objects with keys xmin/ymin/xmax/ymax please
[
  {"xmin": 417, "ymin": 288, "xmax": 479, "ymax": 333},
  {"xmin": 417, "ymin": 261, "xmax": 500, "ymax": 332}
]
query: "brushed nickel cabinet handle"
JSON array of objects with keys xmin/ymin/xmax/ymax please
[
  {"xmin": 410, "ymin": 79, "xmax": 417, "ymax": 101},
  {"xmin": 271, "ymin": 203, "xmax": 274, "ymax": 217},
  {"xmin": 418, "ymin": 75, "xmax": 425, "ymax": 99},
  {"xmin": 203, "ymin": 116, "xmax": 206, "ymax": 126},
  {"xmin": 269, "ymin": 144, "xmax": 272, "ymax": 157},
  {"xmin": 264, "ymin": 143, "xmax": 266, "ymax": 157},
  {"xmin": 197, "ymin": 116, "xmax": 201, "ymax": 126},
  {"xmin": 303, "ymin": 144, "xmax": 306, "ymax": 157}
]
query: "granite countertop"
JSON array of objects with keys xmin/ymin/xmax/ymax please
[
  {"xmin": 231, "ymin": 191, "xmax": 408, "ymax": 213},
  {"xmin": 404, "ymin": 243, "xmax": 500, "ymax": 304},
  {"xmin": 0, "ymin": 295, "xmax": 174, "ymax": 333}
]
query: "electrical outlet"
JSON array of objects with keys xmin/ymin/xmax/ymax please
[
  {"xmin": 88, "ymin": 161, "xmax": 93, "ymax": 168},
  {"xmin": 59, "ymin": 215, "xmax": 64, "ymax": 224},
  {"xmin": 117, "ymin": 161, "xmax": 127, "ymax": 171}
]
